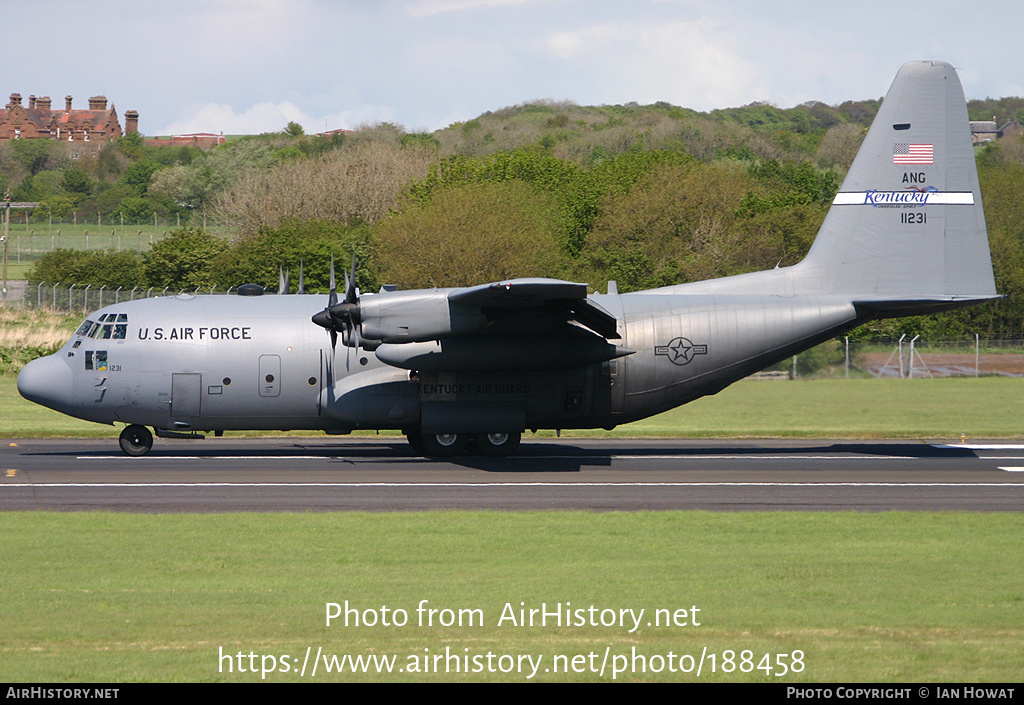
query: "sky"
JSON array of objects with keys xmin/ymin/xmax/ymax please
[{"xmin": 4, "ymin": 0, "xmax": 1023, "ymax": 136}]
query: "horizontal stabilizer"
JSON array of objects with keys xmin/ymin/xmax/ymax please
[{"xmin": 853, "ymin": 294, "xmax": 1003, "ymax": 319}]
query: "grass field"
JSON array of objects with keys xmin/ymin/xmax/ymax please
[
  {"xmin": 1, "ymin": 511, "xmax": 1021, "ymax": 682},
  {"xmin": 3, "ymin": 374, "xmax": 1022, "ymax": 441}
]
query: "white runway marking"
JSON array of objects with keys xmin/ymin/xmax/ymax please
[
  {"xmin": 5, "ymin": 482, "xmax": 1024, "ymax": 488},
  {"xmin": 934, "ymin": 444, "xmax": 1024, "ymax": 450},
  {"xmin": 998, "ymin": 467, "xmax": 1024, "ymax": 472}
]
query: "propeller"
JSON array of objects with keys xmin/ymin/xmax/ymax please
[{"xmin": 312, "ymin": 254, "xmax": 363, "ymax": 359}]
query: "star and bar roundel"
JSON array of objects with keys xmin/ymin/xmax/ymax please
[{"xmin": 654, "ymin": 337, "xmax": 708, "ymax": 365}]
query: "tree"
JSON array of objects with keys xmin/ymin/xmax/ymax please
[
  {"xmin": 119, "ymin": 160, "xmax": 162, "ymax": 194},
  {"xmin": 28, "ymin": 249, "xmax": 144, "ymax": 288},
  {"xmin": 115, "ymin": 131, "xmax": 145, "ymax": 159},
  {"xmin": 373, "ymin": 181, "xmax": 566, "ymax": 288},
  {"xmin": 284, "ymin": 121, "xmax": 305, "ymax": 137},
  {"xmin": 142, "ymin": 228, "xmax": 223, "ymax": 290},
  {"xmin": 209, "ymin": 220, "xmax": 373, "ymax": 292},
  {"xmin": 10, "ymin": 139, "xmax": 64, "ymax": 175},
  {"xmin": 211, "ymin": 142, "xmax": 434, "ymax": 236},
  {"xmin": 578, "ymin": 161, "xmax": 755, "ymax": 290},
  {"xmin": 61, "ymin": 166, "xmax": 93, "ymax": 196},
  {"xmin": 112, "ymin": 196, "xmax": 154, "ymax": 223}
]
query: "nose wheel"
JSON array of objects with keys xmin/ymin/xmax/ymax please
[{"xmin": 119, "ymin": 424, "xmax": 154, "ymax": 457}]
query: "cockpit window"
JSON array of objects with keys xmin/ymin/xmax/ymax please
[{"xmin": 78, "ymin": 314, "xmax": 129, "ymax": 339}]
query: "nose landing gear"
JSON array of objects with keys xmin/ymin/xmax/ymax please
[{"xmin": 118, "ymin": 424, "xmax": 154, "ymax": 457}]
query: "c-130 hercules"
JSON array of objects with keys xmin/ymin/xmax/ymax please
[{"xmin": 19, "ymin": 61, "xmax": 998, "ymax": 457}]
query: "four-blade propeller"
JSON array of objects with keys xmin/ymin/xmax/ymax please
[{"xmin": 311, "ymin": 255, "xmax": 362, "ymax": 354}]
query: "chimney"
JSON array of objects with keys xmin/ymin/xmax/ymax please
[
  {"xmin": 89, "ymin": 95, "xmax": 107, "ymax": 111},
  {"xmin": 29, "ymin": 95, "xmax": 36, "ymax": 109},
  {"xmin": 65, "ymin": 95, "xmax": 73, "ymax": 111},
  {"xmin": 8, "ymin": 93, "xmax": 22, "ymax": 108},
  {"xmin": 125, "ymin": 110, "xmax": 139, "ymax": 135},
  {"xmin": 36, "ymin": 96, "xmax": 51, "ymax": 111}
]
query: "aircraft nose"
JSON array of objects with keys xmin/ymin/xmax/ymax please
[{"xmin": 18, "ymin": 354, "xmax": 73, "ymax": 412}]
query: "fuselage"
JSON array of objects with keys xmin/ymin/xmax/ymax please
[{"xmin": 18, "ymin": 289, "xmax": 864, "ymax": 436}]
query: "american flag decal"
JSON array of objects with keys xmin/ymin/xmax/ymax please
[{"xmin": 893, "ymin": 143, "xmax": 933, "ymax": 164}]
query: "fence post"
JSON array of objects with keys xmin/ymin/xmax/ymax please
[
  {"xmin": 975, "ymin": 334, "xmax": 980, "ymax": 377},
  {"xmin": 69, "ymin": 284, "xmax": 76, "ymax": 310},
  {"xmin": 98, "ymin": 285, "xmax": 105, "ymax": 309},
  {"xmin": 37, "ymin": 281, "xmax": 44, "ymax": 308},
  {"xmin": 115, "ymin": 286, "xmax": 122, "ymax": 303}
]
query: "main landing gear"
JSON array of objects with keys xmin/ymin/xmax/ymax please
[
  {"xmin": 118, "ymin": 424, "xmax": 154, "ymax": 457},
  {"xmin": 406, "ymin": 431, "xmax": 522, "ymax": 458}
]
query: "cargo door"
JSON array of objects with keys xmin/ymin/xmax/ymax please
[{"xmin": 171, "ymin": 373, "xmax": 202, "ymax": 418}]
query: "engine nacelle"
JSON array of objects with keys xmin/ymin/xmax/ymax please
[{"xmin": 359, "ymin": 290, "xmax": 487, "ymax": 343}]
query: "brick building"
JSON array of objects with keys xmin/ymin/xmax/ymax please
[{"xmin": 0, "ymin": 93, "xmax": 137, "ymax": 155}]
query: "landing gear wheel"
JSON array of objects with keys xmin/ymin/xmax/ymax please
[
  {"xmin": 119, "ymin": 424, "xmax": 153, "ymax": 457},
  {"xmin": 419, "ymin": 432, "xmax": 469, "ymax": 458},
  {"xmin": 472, "ymin": 431, "xmax": 522, "ymax": 457}
]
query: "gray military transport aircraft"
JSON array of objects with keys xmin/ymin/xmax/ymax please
[{"xmin": 18, "ymin": 61, "xmax": 999, "ymax": 457}]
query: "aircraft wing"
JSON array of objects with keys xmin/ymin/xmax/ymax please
[{"xmin": 449, "ymin": 278, "xmax": 620, "ymax": 339}]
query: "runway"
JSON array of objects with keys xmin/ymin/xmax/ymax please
[{"xmin": 2, "ymin": 437, "xmax": 1024, "ymax": 512}]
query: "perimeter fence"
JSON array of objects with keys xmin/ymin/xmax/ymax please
[{"xmin": 758, "ymin": 336, "xmax": 1024, "ymax": 379}]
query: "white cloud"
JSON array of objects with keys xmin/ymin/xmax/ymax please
[
  {"xmin": 406, "ymin": 0, "xmax": 547, "ymax": 17},
  {"xmin": 157, "ymin": 102, "xmax": 309, "ymax": 136},
  {"xmin": 156, "ymin": 101, "xmax": 398, "ymax": 136},
  {"xmin": 544, "ymin": 19, "xmax": 764, "ymax": 110}
]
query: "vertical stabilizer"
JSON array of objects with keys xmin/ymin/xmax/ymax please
[{"xmin": 797, "ymin": 60, "xmax": 996, "ymax": 299}]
